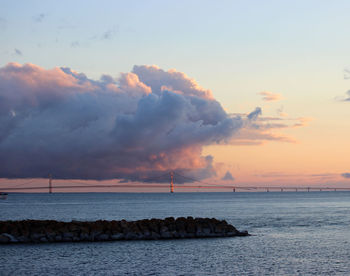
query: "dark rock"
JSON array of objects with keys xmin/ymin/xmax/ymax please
[
  {"xmin": 184, "ymin": 232, "xmax": 195, "ymax": 238},
  {"xmin": 202, "ymin": 227, "xmax": 211, "ymax": 235},
  {"xmin": 124, "ymin": 232, "xmax": 138, "ymax": 240},
  {"xmin": 110, "ymin": 220, "xmax": 122, "ymax": 233},
  {"xmin": 186, "ymin": 221, "xmax": 196, "ymax": 233},
  {"xmin": 54, "ymin": 235, "xmax": 63, "ymax": 242},
  {"xmin": 175, "ymin": 217, "xmax": 186, "ymax": 232},
  {"xmin": 214, "ymin": 223, "xmax": 225, "ymax": 233},
  {"xmin": 40, "ymin": 237, "xmax": 48, "ymax": 242},
  {"xmin": 148, "ymin": 219, "xmax": 160, "ymax": 233},
  {"xmin": 31, "ymin": 233, "xmax": 46, "ymax": 241},
  {"xmin": 237, "ymin": 230, "xmax": 250, "ymax": 236},
  {"xmin": 111, "ymin": 233, "xmax": 124, "ymax": 240},
  {"xmin": 63, "ymin": 232, "xmax": 74, "ymax": 239},
  {"xmin": 17, "ymin": 236, "xmax": 30, "ymax": 243},
  {"xmin": 160, "ymin": 225, "xmax": 172, "ymax": 239},
  {"xmin": 150, "ymin": 231, "xmax": 160, "ymax": 240},
  {"xmin": 3, "ymin": 233, "xmax": 18, "ymax": 242},
  {"xmin": 0, "ymin": 234, "xmax": 10, "ymax": 243},
  {"xmin": 80, "ymin": 232, "xmax": 90, "ymax": 241},
  {"xmin": 177, "ymin": 230, "xmax": 186, "ymax": 238},
  {"xmin": 0, "ymin": 218, "xmax": 248, "ymax": 243},
  {"xmin": 96, "ymin": 233, "xmax": 110, "ymax": 241}
]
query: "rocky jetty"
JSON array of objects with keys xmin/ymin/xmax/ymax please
[{"xmin": 0, "ymin": 217, "xmax": 249, "ymax": 244}]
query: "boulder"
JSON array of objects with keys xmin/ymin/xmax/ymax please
[
  {"xmin": 96, "ymin": 233, "xmax": 110, "ymax": 241},
  {"xmin": 160, "ymin": 226, "xmax": 172, "ymax": 239},
  {"xmin": 54, "ymin": 235, "xmax": 63, "ymax": 242},
  {"xmin": 0, "ymin": 234, "xmax": 10, "ymax": 243},
  {"xmin": 150, "ymin": 231, "xmax": 160, "ymax": 240},
  {"xmin": 111, "ymin": 233, "xmax": 124, "ymax": 240},
  {"xmin": 2, "ymin": 233, "xmax": 18, "ymax": 243},
  {"xmin": 30, "ymin": 233, "xmax": 46, "ymax": 242}
]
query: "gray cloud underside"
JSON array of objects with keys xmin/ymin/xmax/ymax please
[{"xmin": 341, "ymin": 173, "xmax": 350, "ymax": 178}]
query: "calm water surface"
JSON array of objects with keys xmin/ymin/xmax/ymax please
[{"xmin": 1, "ymin": 192, "xmax": 350, "ymax": 275}]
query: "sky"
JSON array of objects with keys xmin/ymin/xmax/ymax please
[{"xmin": 1, "ymin": 0, "xmax": 350, "ymax": 191}]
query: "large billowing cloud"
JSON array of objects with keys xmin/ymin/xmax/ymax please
[{"xmin": 0, "ymin": 63, "xmax": 249, "ymax": 181}]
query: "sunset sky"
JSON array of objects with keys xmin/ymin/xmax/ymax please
[{"xmin": 1, "ymin": 0, "xmax": 350, "ymax": 190}]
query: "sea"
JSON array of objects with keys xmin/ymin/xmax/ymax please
[{"xmin": 1, "ymin": 192, "xmax": 350, "ymax": 275}]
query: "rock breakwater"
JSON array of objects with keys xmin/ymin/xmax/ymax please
[{"xmin": 0, "ymin": 217, "xmax": 249, "ymax": 244}]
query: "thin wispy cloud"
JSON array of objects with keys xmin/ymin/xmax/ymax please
[
  {"xmin": 259, "ymin": 91, "xmax": 282, "ymax": 102},
  {"xmin": 69, "ymin": 27, "xmax": 119, "ymax": 48},
  {"xmin": 70, "ymin": 41, "xmax": 80, "ymax": 48},
  {"xmin": 256, "ymin": 172, "xmax": 338, "ymax": 179},
  {"xmin": 14, "ymin": 48, "xmax": 22, "ymax": 56},
  {"xmin": 344, "ymin": 68, "xmax": 350, "ymax": 80},
  {"xmin": 276, "ymin": 106, "xmax": 288, "ymax": 117},
  {"xmin": 33, "ymin": 13, "xmax": 46, "ymax": 23},
  {"xmin": 229, "ymin": 111, "xmax": 308, "ymax": 145},
  {"xmin": 292, "ymin": 117, "xmax": 312, "ymax": 128},
  {"xmin": 253, "ymin": 172, "xmax": 340, "ymax": 184},
  {"xmin": 101, "ymin": 28, "xmax": 117, "ymax": 40},
  {"xmin": 91, "ymin": 27, "xmax": 119, "ymax": 41}
]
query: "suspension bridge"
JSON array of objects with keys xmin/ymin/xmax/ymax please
[{"xmin": 0, "ymin": 171, "xmax": 349, "ymax": 193}]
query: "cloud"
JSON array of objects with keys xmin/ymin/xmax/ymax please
[
  {"xmin": 340, "ymin": 68, "xmax": 350, "ymax": 100},
  {"xmin": 258, "ymin": 91, "xmax": 282, "ymax": 102},
  {"xmin": 292, "ymin": 117, "xmax": 312, "ymax": 128},
  {"xmin": 0, "ymin": 63, "xmax": 245, "ymax": 181},
  {"xmin": 257, "ymin": 172, "xmax": 336, "ymax": 179},
  {"xmin": 276, "ymin": 106, "xmax": 288, "ymax": 117},
  {"xmin": 33, "ymin": 13, "xmax": 46, "ymax": 23},
  {"xmin": 341, "ymin": 90, "xmax": 350, "ymax": 101},
  {"xmin": 221, "ymin": 171, "xmax": 234, "ymax": 181},
  {"xmin": 14, "ymin": 48, "xmax": 22, "ymax": 56},
  {"xmin": 229, "ymin": 111, "xmax": 307, "ymax": 145},
  {"xmin": 247, "ymin": 107, "xmax": 262, "ymax": 120},
  {"xmin": 101, "ymin": 28, "xmax": 117, "ymax": 40},
  {"xmin": 341, "ymin": 173, "xmax": 350, "ymax": 179},
  {"xmin": 70, "ymin": 41, "xmax": 80, "ymax": 48},
  {"xmin": 91, "ymin": 27, "xmax": 119, "ymax": 41},
  {"xmin": 344, "ymin": 68, "xmax": 350, "ymax": 80}
]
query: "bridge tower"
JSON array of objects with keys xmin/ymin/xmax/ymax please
[
  {"xmin": 170, "ymin": 172, "xmax": 174, "ymax": 193},
  {"xmin": 49, "ymin": 174, "xmax": 52, "ymax": 194}
]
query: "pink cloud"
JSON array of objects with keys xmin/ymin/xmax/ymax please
[{"xmin": 258, "ymin": 91, "xmax": 282, "ymax": 102}]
